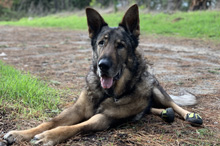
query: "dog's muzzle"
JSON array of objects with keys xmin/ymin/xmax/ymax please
[
  {"xmin": 98, "ymin": 58, "xmax": 112, "ymax": 73},
  {"xmin": 98, "ymin": 58, "xmax": 113, "ymax": 89},
  {"xmin": 98, "ymin": 58, "xmax": 122, "ymax": 89}
]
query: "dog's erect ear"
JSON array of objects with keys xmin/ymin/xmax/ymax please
[
  {"xmin": 119, "ymin": 4, "xmax": 140, "ymax": 38},
  {"xmin": 86, "ymin": 8, "xmax": 108, "ymax": 38}
]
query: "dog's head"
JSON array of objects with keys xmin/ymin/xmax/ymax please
[{"xmin": 86, "ymin": 4, "xmax": 140, "ymax": 89}]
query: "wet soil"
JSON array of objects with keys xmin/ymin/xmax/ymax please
[{"xmin": 0, "ymin": 26, "xmax": 219, "ymax": 145}]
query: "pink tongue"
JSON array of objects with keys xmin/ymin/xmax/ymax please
[{"xmin": 100, "ymin": 76, "xmax": 113, "ymax": 89}]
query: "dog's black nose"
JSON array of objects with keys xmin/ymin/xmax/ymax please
[{"xmin": 98, "ymin": 58, "xmax": 112, "ymax": 72}]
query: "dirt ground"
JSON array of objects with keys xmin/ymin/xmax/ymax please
[{"xmin": 0, "ymin": 26, "xmax": 219, "ymax": 145}]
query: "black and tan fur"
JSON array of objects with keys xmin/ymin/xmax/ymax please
[{"xmin": 4, "ymin": 4, "xmax": 202, "ymax": 146}]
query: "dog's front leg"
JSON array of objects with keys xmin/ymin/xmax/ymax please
[
  {"xmin": 31, "ymin": 114, "xmax": 111, "ymax": 145},
  {"xmin": 4, "ymin": 90, "xmax": 93, "ymax": 144}
]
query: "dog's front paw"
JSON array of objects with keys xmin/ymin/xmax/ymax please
[
  {"xmin": 4, "ymin": 130, "xmax": 34, "ymax": 144},
  {"xmin": 4, "ymin": 131, "xmax": 21, "ymax": 145},
  {"xmin": 31, "ymin": 131, "xmax": 58, "ymax": 146},
  {"xmin": 4, "ymin": 131, "xmax": 22, "ymax": 144},
  {"xmin": 31, "ymin": 126, "xmax": 72, "ymax": 146}
]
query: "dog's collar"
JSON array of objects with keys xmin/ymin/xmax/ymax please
[
  {"xmin": 103, "ymin": 89, "xmax": 120, "ymax": 102},
  {"xmin": 104, "ymin": 88, "xmax": 114, "ymax": 97},
  {"xmin": 104, "ymin": 85, "xmax": 136, "ymax": 102},
  {"xmin": 104, "ymin": 93, "xmax": 121, "ymax": 103}
]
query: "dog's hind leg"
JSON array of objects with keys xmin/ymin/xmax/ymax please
[{"xmin": 152, "ymin": 86, "xmax": 203, "ymax": 126}]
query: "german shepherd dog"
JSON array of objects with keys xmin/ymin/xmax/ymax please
[{"xmin": 4, "ymin": 4, "xmax": 203, "ymax": 146}]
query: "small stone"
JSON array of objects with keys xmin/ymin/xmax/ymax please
[
  {"xmin": 214, "ymin": 121, "xmax": 218, "ymax": 125},
  {"xmin": 0, "ymin": 52, "xmax": 7, "ymax": 57}
]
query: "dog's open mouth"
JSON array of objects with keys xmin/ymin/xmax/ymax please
[
  {"xmin": 100, "ymin": 76, "xmax": 113, "ymax": 89},
  {"xmin": 100, "ymin": 70, "xmax": 122, "ymax": 89}
]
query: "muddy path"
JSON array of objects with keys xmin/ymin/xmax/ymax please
[{"xmin": 0, "ymin": 26, "xmax": 219, "ymax": 145}]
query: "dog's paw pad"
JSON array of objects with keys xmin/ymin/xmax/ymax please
[
  {"xmin": 161, "ymin": 108, "xmax": 175, "ymax": 123},
  {"xmin": 186, "ymin": 113, "xmax": 203, "ymax": 126}
]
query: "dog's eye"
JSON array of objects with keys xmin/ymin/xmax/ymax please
[
  {"xmin": 98, "ymin": 40, "xmax": 104, "ymax": 47},
  {"xmin": 117, "ymin": 43, "xmax": 124, "ymax": 49}
]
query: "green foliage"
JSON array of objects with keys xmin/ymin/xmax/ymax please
[
  {"xmin": 0, "ymin": 61, "xmax": 60, "ymax": 117},
  {"xmin": 90, "ymin": 0, "xmax": 97, "ymax": 7},
  {"xmin": 71, "ymin": 0, "xmax": 91, "ymax": 9},
  {"xmin": 0, "ymin": 5, "xmax": 21, "ymax": 21},
  {"xmin": 0, "ymin": 11, "xmax": 219, "ymax": 40},
  {"xmin": 10, "ymin": 0, "xmax": 91, "ymax": 15},
  {"xmin": 196, "ymin": 128, "xmax": 214, "ymax": 137},
  {"xmin": 1, "ymin": 0, "xmax": 217, "ymax": 20},
  {"xmin": 90, "ymin": 0, "xmax": 101, "ymax": 7}
]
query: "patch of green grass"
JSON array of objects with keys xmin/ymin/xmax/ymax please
[
  {"xmin": 208, "ymin": 69, "xmax": 220, "ymax": 74},
  {"xmin": 140, "ymin": 11, "xmax": 220, "ymax": 40},
  {"xmin": 196, "ymin": 128, "xmax": 214, "ymax": 138},
  {"xmin": 0, "ymin": 11, "xmax": 220, "ymax": 40},
  {"xmin": 0, "ymin": 61, "xmax": 60, "ymax": 118}
]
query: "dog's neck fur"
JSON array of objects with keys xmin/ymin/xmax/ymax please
[{"xmin": 114, "ymin": 49, "xmax": 147, "ymax": 98}]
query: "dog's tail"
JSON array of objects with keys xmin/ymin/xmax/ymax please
[{"xmin": 170, "ymin": 92, "xmax": 197, "ymax": 106}]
